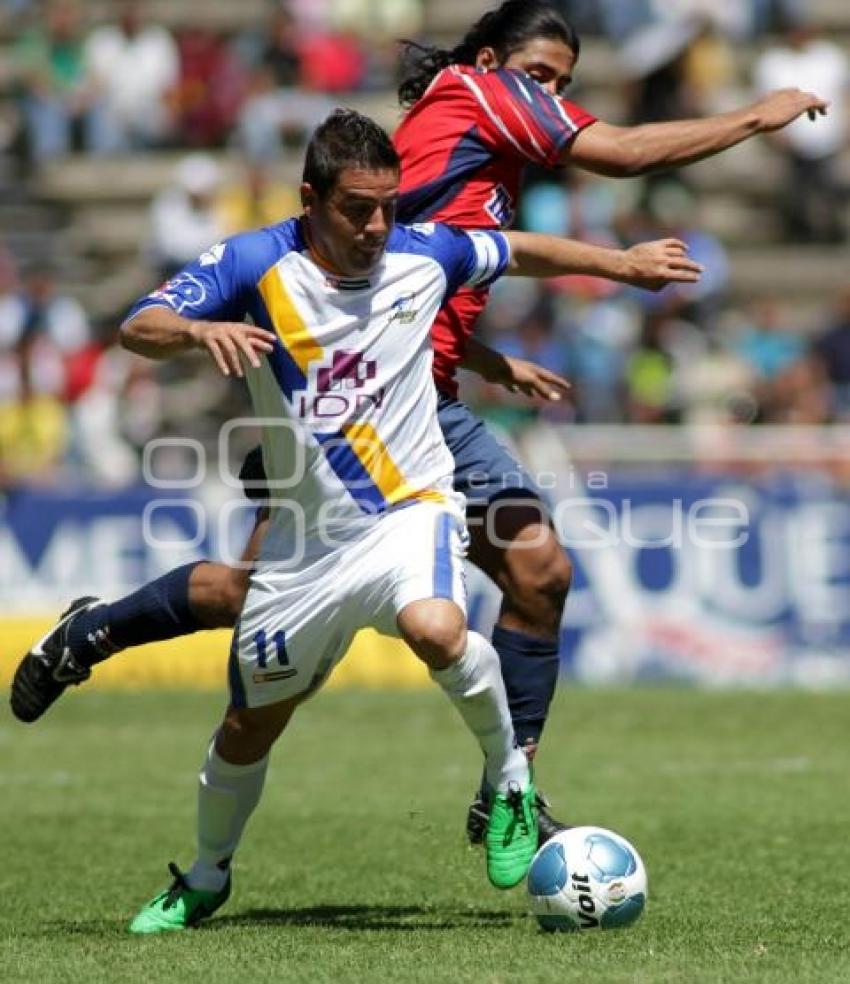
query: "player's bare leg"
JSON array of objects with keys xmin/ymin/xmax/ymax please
[
  {"xmin": 130, "ymin": 695, "xmax": 300, "ymax": 934},
  {"xmin": 398, "ymin": 598, "xmax": 538, "ymax": 889},
  {"xmin": 464, "ymin": 496, "xmax": 572, "ymax": 844},
  {"xmin": 9, "ymin": 513, "xmax": 270, "ymax": 723},
  {"xmin": 187, "ymin": 512, "xmax": 270, "ymax": 628}
]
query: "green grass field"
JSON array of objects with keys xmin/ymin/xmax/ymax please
[{"xmin": 1, "ymin": 686, "xmax": 848, "ymax": 983}]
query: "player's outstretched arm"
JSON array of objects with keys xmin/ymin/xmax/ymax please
[
  {"xmin": 121, "ymin": 307, "xmax": 276, "ymax": 378},
  {"xmin": 502, "ymin": 233, "xmax": 703, "ymax": 292},
  {"xmin": 566, "ymin": 88, "xmax": 828, "ymax": 177},
  {"xmin": 461, "ymin": 338, "xmax": 571, "ymax": 403}
]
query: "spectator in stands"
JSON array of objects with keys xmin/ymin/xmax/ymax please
[
  {"xmin": 626, "ymin": 312, "xmax": 679, "ymax": 423},
  {"xmin": 174, "ymin": 26, "xmax": 246, "ymax": 148},
  {"xmin": 814, "ymin": 289, "xmax": 850, "ymax": 420},
  {"xmin": 639, "ymin": 182, "xmax": 731, "ymax": 332},
  {"xmin": 480, "ymin": 299, "xmax": 573, "ymax": 429},
  {"xmin": 147, "ymin": 154, "xmax": 227, "ymax": 280},
  {"xmin": 735, "ymin": 297, "xmax": 807, "ymax": 381},
  {"xmin": 749, "ymin": 0, "xmax": 808, "ymax": 37},
  {"xmin": 236, "ymin": 6, "xmax": 333, "ymax": 158},
  {"xmin": 83, "ymin": 0, "xmax": 179, "ymax": 151},
  {"xmin": 595, "ymin": 0, "xmax": 657, "ymax": 44},
  {"xmin": 754, "ymin": 19, "xmax": 849, "ymax": 243},
  {"xmin": 13, "ymin": 0, "xmax": 108, "ymax": 162},
  {"xmin": 676, "ymin": 331, "xmax": 756, "ymax": 424},
  {"xmin": 298, "ymin": 29, "xmax": 365, "ymax": 93},
  {"xmin": 731, "ymin": 296, "xmax": 830, "ymax": 423},
  {"xmin": 0, "ymin": 261, "xmax": 88, "ymax": 485},
  {"xmin": 236, "ymin": 64, "xmax": 334, "ymax": 159},
  {"xmin": 622, "ymin": 19, "xmax": 699, "ymax": 128},
  {"xmin": 217, "ymin": 160, "xmax": 299, "ymax": 235},
  {"xmin": 557, "ymin": 293, "xmax": 637, "ymax": 423},
  {"xmin": 260, "ymin": 4, "xmax": 303, "ymax": 88},
  {"xmin": 330, "ymin": 0, "xmax": 424, "ymax": 90}
]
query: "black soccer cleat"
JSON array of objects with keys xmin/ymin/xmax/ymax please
[
  {"xmin": 10, "ymin": 596, "xmax": 103, "ymax": 723},
  {"xmin": 535, "ymin": 789, "xmax": 568, "ymax": 845},
  {"xmin": 466, "ymin": 793, "xmax": 490, "ymax": 845},
  {"xmin": 466, "ymin": 788, "xmax": 569, "ymax": 849}
]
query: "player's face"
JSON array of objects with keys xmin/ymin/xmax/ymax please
[
  {"xmin": 500, "ymin": 37, "xmax": 577, "ymax": 96},
  {"xmin": 302, "ymin": 168, "xmax": 400, "ymax": 277}
]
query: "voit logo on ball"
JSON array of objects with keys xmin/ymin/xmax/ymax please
[{"xmin": 527, "ymin": 826, "xmax": 648, "ymax": 933}]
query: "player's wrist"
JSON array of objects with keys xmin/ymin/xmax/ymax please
[
  {"xmin": 742, "ymin": 100, "xmax": 768, "ymax": 134},
  {"xmin": 184, "ymin": 320, "xmax": 205, "ymax": 348},
  {"xmin": 614, "ymin": 247, "xmax": 635, "ymax": 284}
]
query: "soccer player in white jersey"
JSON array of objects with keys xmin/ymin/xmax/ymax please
[{"xmin": 111, "ymin": 110, "xmax": 700, "ymax": 932}]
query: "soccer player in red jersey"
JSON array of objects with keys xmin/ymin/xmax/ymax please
[{"xmin": 12, "ymin": 2, "xmax": 826, "ymax": 843}]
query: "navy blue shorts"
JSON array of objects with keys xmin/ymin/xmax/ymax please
[
  {"xmin": 435, "ymin": 391, "xmax": 541, "ymax": 509},
  {"xmin": 239, "ymin": 391, "xmax": 542, "ymax": 509}
]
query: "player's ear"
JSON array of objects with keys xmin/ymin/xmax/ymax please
[
  {"xmin": 475, "ymin": 46, "xmax": 499, "ymax": 71},
  {"xmin": 300, "ymin": 182, "xmax": 315, "ymax": 215}
]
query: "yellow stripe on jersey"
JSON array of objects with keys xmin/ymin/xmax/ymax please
[
  {"xmin": 343, "ymin": 422, "xmax": 446, "ymax": 506},
  {"xmin": 258, "ymin": 265, "xmax": 323, "ymax": 374}
]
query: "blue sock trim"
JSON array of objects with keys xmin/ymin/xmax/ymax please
[{"xmin": 491, "ymin": 624, "xmax": 560, "ymax": 748}]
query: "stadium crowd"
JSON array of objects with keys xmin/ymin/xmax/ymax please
[{"xmin": 0, "ymin": 0, "xmax": 847, "ymax": 488}]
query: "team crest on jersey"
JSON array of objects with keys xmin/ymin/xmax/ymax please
[
  {"xmin": 484, "ymin": 184, "xmax": 514, "ymax": 226},
  {"xmin": 151, "ymin": 272, "xmax": 207, "ymax": 313},
  {"xmin": 388, "ymin": 291, "xmax": 419, "ymax": 325}
]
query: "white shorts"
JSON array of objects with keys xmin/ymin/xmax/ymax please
[{"xmin": 229, "ymin": 501, "xmax": 467, "ymax": 708}]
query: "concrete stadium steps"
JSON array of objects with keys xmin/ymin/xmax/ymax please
[
  {"xmin": 63, "ymin": 205, "xmax": 152, "ymax": 256},
  {"xmin": 82, "ymin": 0, "xmax": 269, "ymax": 32},
  {"xmin": 809, "ymin": 0, "xmax": 850, "ymax": 31},
  {"xmin": 69, "ymin": 260, "xmax": 154, "ymax": 322},
  {"xmin": 727, "ymin": 246, "xmax": 850, "ymax": 301}
]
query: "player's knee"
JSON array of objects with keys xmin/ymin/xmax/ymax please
[
  {"xmin": 506, "ymin": 539, "xmax": 573, "ymax": 625},
  {"xmin": 538, "ymin": 547, "xmax": 573, "ymax": 605},
  {"xmin": 398, "ymin": 601, "xmax": 467, "ymax": 669},
  {"xmin": 217, "ymin": 706, "xmax": 285, "ymax": 763}
]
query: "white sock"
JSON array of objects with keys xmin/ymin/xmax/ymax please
[
  {"xmin": 186, "ymin": 739, "xmax": 269, "ymax": 892},
  {"xmin": 430, "ymin": 631, "xmax": 529, "ymax": 795}
]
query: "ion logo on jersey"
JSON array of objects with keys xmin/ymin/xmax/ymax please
[{"xmin": 317, "ymin": 350, "xmax": 377, "ymax": 392}]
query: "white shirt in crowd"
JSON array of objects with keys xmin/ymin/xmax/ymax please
[{"xmin": 755, "ymin": 38, "xmax": 849, "ymax": 159}]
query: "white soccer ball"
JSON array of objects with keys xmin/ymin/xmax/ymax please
[{"xmin": 527, "ymin": 826, "xmax": 648, "ymax": 932}]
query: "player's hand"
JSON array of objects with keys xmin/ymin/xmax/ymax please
[
  {"xmin": 621, "ymin": 239, "xmax": 703, "ymax": 292},
  {"xmin": 188, "ymin": 321, "xmax": 277, "ymax": 377},
  {"xmin": 500, "ymin": 355, "xmax": 572, "ymax": 401},
  {"xmin": 754, "ymin": 88, "xmax": 828, "ymax": 131}
]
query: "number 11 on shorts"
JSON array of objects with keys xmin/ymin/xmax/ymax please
[{"xmin": 253, "ymin": 628, "xmax": 289, "ymax": 669}]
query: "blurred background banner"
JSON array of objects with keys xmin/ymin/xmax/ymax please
[{"xmin": 3, "ymin": 424, "xmax": 848, "ymax": 688}]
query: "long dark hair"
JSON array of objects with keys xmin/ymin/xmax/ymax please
[{"xmin": 398, "ymin": 0, "xmax": 580, "ymax": 108}]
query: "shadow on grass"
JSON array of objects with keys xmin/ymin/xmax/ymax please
[
  {"xmin": 40, "ymin": 904, "xmax": 519, "ymax": 938},
  {"xmin": 211, "ymin": 903, "xmax": 519, "ymax": 933}
]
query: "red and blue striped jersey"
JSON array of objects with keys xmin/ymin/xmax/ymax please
[{"xmin": 394, "ymin": 64, "xmax": 596, "ymax": 394}]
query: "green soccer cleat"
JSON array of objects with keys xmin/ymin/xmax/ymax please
[
  {"xmin": 485, "ymin": 780, "xmax": 539, "ymax": 890},
  {"xmin": 129, "ymin": 863, "xmax": 231, "ymax": 934}
]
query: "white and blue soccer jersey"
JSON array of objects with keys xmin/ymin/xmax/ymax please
[{"xmin": 125, "ymin": 218, "xmax": 510, "ymax": 554}]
